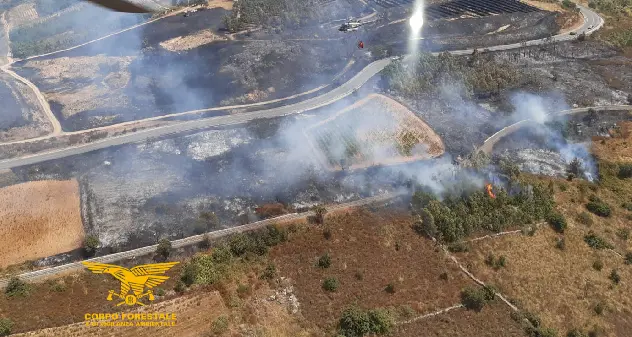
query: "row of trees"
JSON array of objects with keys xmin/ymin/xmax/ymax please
[
  {"xmin": 381, "ymin": 52, "xmax": 523, "ymax": 99},
  {"xmin": 412, "ymin": 180, "xmax": 555, "ymax": 243}
]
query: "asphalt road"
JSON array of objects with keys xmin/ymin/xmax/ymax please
[
  {"xmin": 0, "ymin": 5, "xmax": 603, "ymax": 171},
  {"xmin": 0, "ymin": 192, "xmax": 402, "ymax": 287}
]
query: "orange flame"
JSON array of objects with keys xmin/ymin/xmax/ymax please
[{"xmin": 486, "ymin": 184, "xmax": 496, "ymax": 199}]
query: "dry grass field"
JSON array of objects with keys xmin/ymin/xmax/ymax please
[
  {"xmin": 592, "ymin": 121, "xmax": 632, "ymax": 163},
  {"xmin": 453, "ymin": 148, "xmax": 632, "ymax": 337},
  {"xmin": 270, "ymin": 208, "xmax": 473, "ymax": 333},
  {"xmin": 159, "ymin": 29, "xmax": 227, "ymax": 52},
  {"xmin": 305, "ymin": 94, "xmax": 445, "ymax": 171},
  {"xmin": 6, "ymin": 3, "xmax": 39, "ymax": 28},
  {"xmin": 0, "ymin": 179, "xmax": 83, "ymax": 268},
  {"xmin": 394, "ymin": 302, "xmax": 525, "ymax": 337}
]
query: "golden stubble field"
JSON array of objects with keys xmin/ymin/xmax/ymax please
[{"xmin": 0, "ymin": 179, "xmax": 84, "ymax": 268}]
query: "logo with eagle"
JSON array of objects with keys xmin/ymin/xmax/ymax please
[{"xmin": 82, "ymin": 261, "xmax": 179, "ymax": 306}]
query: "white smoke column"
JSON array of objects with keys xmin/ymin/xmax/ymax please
[{"xmin": 408, "ymin": 0, "xmax": 425, "ymax": 57}]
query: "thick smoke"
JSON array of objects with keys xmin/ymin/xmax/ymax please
[{"xmin": 508, "ymin": 92, "xmax": 597, "ymax": 181}]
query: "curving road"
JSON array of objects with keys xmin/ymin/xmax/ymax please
[
  {"xmin": 478, "ymin": 105, "xmax": 632, "ymax": 154},
  {"xmin": 0, "ymin": 4, "xmax": 603, "ymax": 171}
]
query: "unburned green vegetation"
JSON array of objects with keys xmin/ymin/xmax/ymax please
[
  {"xmin": 411, "ymin": 179, "xmax": 555, "ymax": 243},
  {"xmin": 382, "ymin": 52, "xmax": 533, "ymax": 99}
]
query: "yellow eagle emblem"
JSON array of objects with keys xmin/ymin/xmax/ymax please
[{"xmin": 82, "ymin": 261, "xmax": 179, "ymax": 306}]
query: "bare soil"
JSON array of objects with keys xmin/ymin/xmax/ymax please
[
  {"xmin": 269, "ymin": 208, "xmax": 474, "ymax": 333},
  {"xmin": 0, "ymin": 179, "xmax": 83, "ymax": 268}
]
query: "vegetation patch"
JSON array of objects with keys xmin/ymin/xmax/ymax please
[{"xmin": 411, "ymin": 178, "xmax": 554, "ymax": 243}]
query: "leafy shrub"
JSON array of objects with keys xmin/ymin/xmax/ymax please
[
  {"xmin": 447, "ymin": 242, "xmax": 469, "ymax": 253},
  {"xmin": 236, "ymin": 284, "xmax": 251, "ymax": 298},
  {"xmin": 609, "ymin": 269, "xmax": 621, "ymax": 284},
  {"xmin": 547, "ymin": 212, "xmax": 567, "ymax": 233},
  {"xmin": 212, "ymin": 315, "xmax": 229, "ymax": 335},
  {"xmin": 618, "ymin": 163, "xmax": 632, "ymax": 179},
  {"xmin": 156, "ymin": 239, "xmax": 172, "ymax": 260},
  {"xmin": 567, "ymin": 328, "xmax": 587, "ymax": 337},
  {"xmin": 211, "ymin": 245, "xmax": 233, "ymax": 264},
  {"xmin": 317, "ymin": 253, "xmax": 332, "ymax": 268},
  {"xmin": 584, "ymin": 232, "xmax": 614, "ymax": 250},
  {"xmin": 593, "ymin": 302, "xmax": 605, "ymax": 315},
  {"xmin": 5, "ymin": 277, "xmax": 29, "ymax": 297},
  {"xmin": 0, "ymin": 318, "xmax": 12, "ymax": 337},
  {"xmin": 323, "ymin": 277, "xmax": 339, "ymax": 292},
  {"xmin": 622, "ymin": 202, "xmax": 632, "ymax": 212},
  {"xmin": 625, "ymin": 252, "xmax": 632, "ymax": 265},
  {"xmin": 576, "ymin": 211, "xmax": 593, "ymax": 226},
  {"xmin": 323, "ymin": 227, "xmax": 332, "ymax": 240},
  {"xmin": 367, "ymin": 309, "xmax": 393, "ymax": 334},
  {"xmin": 174, "ymin": 280, "xmax": 186, "ymax": 293},
  {"xmin": 260, "ymin": 264, "xmax": 277, "ymax": 280},
  {"xmin": 338, "ymin": 307, "xmax": 393, "ymax": 337},
  {"xmin": 312, "ymin": 205, "xmax": 328, "ymax": 225},
  {"xmin": 83, "ymin": 235, "xmax": 100, "ymax": 256},
  {"xmin": 385, "ymin": 283, "xmax": 396, "ymax": 294},
  {"xmin": 485, "ymin": 253, "xmax": 507, "ymax": 269},
  {"xmin": 592, "ymin": 259, "xmax": 603, "ymax": 271},
  {"xmin": 586, "ymin": 201, "xmax": 612, "ymax": 217},
  {"xmin": 556, "ymin": 237, "xmax": 566, "ymax": 250},
  {"xmin": 460, "ymin": 287, "xmax": 488, "ymax": 311},
  {"xmin": 617, "ymin": 228, "xmax": 630, "ymax": 241}
]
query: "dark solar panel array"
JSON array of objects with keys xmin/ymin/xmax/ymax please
[{"xmin": 370, "ymin": 0, "xmax": 540, "ymax": 19}]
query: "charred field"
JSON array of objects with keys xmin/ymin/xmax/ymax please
[{"xmin": 8, "ymin": 0, "xmax": 567, "ymax": 133}]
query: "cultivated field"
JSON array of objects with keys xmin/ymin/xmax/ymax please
[
  {"xmin": 304, "ymin": 94, "xmax": 445, "ymax": 171},
  {"xmin": 0, "ymin": 179, "xmax": 83, "ymax": 268}
]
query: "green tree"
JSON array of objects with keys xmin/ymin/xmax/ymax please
[
  {"xmin": 323, "ymin": 277, "xmax": 339, "ymax": 292},
  {"xmin": 313, "ymin": 205, "xmax": 328, "ymax": 225},
  {"xmin": 83, "ymin": 235, "xmax": 100, "ymax": 256},
  {"xmin": 461, "ymin": 287, "xmax": 487, "ymax": 312},
  {"xmin": 339, "ymin": 306, "xmax": 371, "ymax": 337},
  {"xmin": 609, "ymin": 269, "xmax": 621, "ymax": 284},
  {"xmin": 547, "ymin": 212, "xmax": 568, "ymax": 233},
  {"xmin": 5, "ymin": 277, "xmax": 29, "ymax": 298},
  {"xmin": 0, "ymin": 318, "xmax": 12, "ymax": 337},
  {"xmin": 156, "ymin": 238, "xmax": 172, "ymax": 260},
  {"xmin": 317, "ymin": 253, "xmax": 332, "ymax": 268}
]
